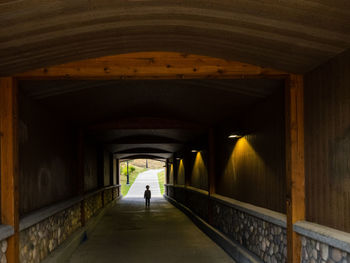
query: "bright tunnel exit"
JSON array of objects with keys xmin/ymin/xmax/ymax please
[{"xmin": 119, "ymin": 159, "xmax": 165, "ymax": 198}]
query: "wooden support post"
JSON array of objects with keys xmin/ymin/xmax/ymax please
[
  {"xmin": 77, "ymin": 129, "xmax": 86, "ymax": 226},
  {"xmin": 164, "ymin": 159, "xmax": 168, "ymax": 185},
  {"xmin": 285, "ymin": 74, "xmax": 305, "ymax": 263},
  {"xmin": 0, "ymin": 77, "xmax": 19, "ymax": 263},
  {"xmin": 113, "ymin": 158, "xmax": 117, "ymax": 186},
  {"xmin": 173, "ymin": 155, "xmax": 178, "ymax": 186},
  {"xmin": 109, "ymin": 153, "xmax": 114, "ymax": 186},
  {"xmin": 208, "ymin": 128, "xmax": 216, "ymax": 225},
  {"xmin": 184, "ymin": 151, "xmax": 191, "ymax": 187},
  {"xmin": 208, "ymin": 128, "xmax": 216, "ymax": 196}
]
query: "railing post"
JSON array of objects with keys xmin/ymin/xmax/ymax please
[
  {"xmin": 0, "ymin": 77, "xmax": 19, "ymax": 263},
  {"xmin": 285, "ymin": 74, "xmax": 305, "ymax": 263}
]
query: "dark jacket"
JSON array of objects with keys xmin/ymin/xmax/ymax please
[{"xmin": 144, "ymin": 189, "xmax": 151, "ymax": 199}]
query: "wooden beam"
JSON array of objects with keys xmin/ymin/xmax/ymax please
[
  {"xmin": 88, "ymin": 117, "xmax": 205, "ymax": 131},
  {"xmin": 15, "ymin": 52, "xmax": 288, "ymax": 80},
  {"xmin": 285, "ymin": 74, "xmax": 305, "ymax": 263},
  {"xmin": 105, "ymin": 135, "xmax": 182, "ymax": 145},
  {"xmin": 0, "ymin": 77, "xmax": 19, "ymax": 263}
]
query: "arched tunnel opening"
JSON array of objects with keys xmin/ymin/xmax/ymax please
[
  {"xmin": 15, "ymin": 74, "xmax": 286, "ymax": 262},
  {"xmin": 119, "ymin": 159, "xmax": 165, "ymax": 198},
  {"xmin": 0, "ymin": 48, "xmax": 349, "ymax": 263}
]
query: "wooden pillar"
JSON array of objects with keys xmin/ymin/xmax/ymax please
[
  {"xmin": 164, "ymin": 159, "xmax": 168, "ymax": 185},
  {"xmin": 109, "ymin": 153, "xmax": 114, "ymax": 186},
  {"xmin": 184, "ymin": 151, "xmax": 191, "ymax": 187},
  {"xmin": 208, "ymin": 128, "xmax": 216, "ymax": 225},
  {"xmin": 173, "ymin": 155, "xmax": 178, "ymax": 186},
  {"xmin": 208, "ymin": 128, "xmax": 216, "ymax": 195},
  {"xmin": 113, "ymin": 158, "xmax": 117, "ymax": 185},
  {"xmin": 0, "ymin": 77, "xmax": 19, "ymax": 263},
  {"xmin": 77, "ymin": 129, "xmax": 86, "ymax": 226},
  {"xmin": 285, "ymin": 74, "xmax": 305, "ymax": 263}
]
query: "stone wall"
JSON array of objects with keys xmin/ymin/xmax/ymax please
[
  {"xmin": 20, "ymin": 204, "xmax": 81, "ymax": 263},
  {"xmin": 166, "ymin": 186, "xmax": 287, "ymax": 263},
  {"xmin": 300, "ymin": 236, "xmax": 350, "ymax": 262},
  {"xmin": 185, "ymin": 189, "xmax": 208, "ymax": 222},
  {"xmin": 18, "ymin": 185, "xmax": 120, "ymax": 263},
  {"xmin": 104, "ymin": 188, "xmax": 113, "ymax": 205},
  {"xmin": 112, "ymin": 187, "xmax": 118, "ymax": 199},
  {"xmin": 174, "ymin": 186, "xmax": 186, "ymax": 205},
  {"xmin": 84, "ymin": 192, "xmax": 103, "ymax": 221},
  {"xmin": 0, "ymin": 239, "xmax": 8, "ymax": 263},
  {"xmin": 211, "ymin": 199, "xmax": 287, "ymax": 263},
  {"xmin": 166, "ymin": 185, "xmax": 175, "ymax": 199}
]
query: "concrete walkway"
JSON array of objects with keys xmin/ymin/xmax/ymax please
[
  {"xmin": 67, "ymin": 198, "xmax": 235, "ymax": 263},
  {"xmin": 126, "ymin": 169, "xmax": 163, "ymax": 198}
]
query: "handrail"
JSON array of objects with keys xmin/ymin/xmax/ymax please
[
  {"xmin": 294, "ymin": 221, "xmax": 350, "ymax": 254},
  {"xmin": 19, "ymin": 185, "xmax": 120, "ymax": 231},
  {"xmin": 0, "ymin": 224, "xmax": 14, "ymax": 241},
  {"xmin": 210, "ymin": 194, "xmax": 286, "ymax": 228}
]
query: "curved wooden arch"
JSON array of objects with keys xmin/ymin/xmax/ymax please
[{"xmin": 15, "ymin": 52, "xmax": 288, "ymax": 80}]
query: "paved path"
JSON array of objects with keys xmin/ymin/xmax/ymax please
[
  {"xmin": 126, "ymin": 169, "xmax": 163, "ymax": 198},
  {"xmin": 67, "ymin": 198, "xmax": 235, "ymax": 263}
]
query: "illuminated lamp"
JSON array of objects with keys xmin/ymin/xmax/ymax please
[{"xmin": 228, "ymin": 134, "xmax": 242, "ymax": 139}]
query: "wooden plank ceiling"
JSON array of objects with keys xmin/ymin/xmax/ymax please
[
  {"xmin": 1, "ymin": 0, "xmax": 350, "ymax": 75},
  {"xmin": 19, "ymin": 78, "xmax": 284, "ymax": 160}
]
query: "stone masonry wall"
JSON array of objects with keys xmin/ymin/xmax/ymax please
[
  {"xmin": 174, "ymin": 187, "xmax": 186, "ymax": 205},
  {"xmin": 112, "ymin": 187, "xmax": 118, "ymax": 200},
  {"xmin": 301, "ymin": 236, "xmax": 350, "ymax": 262},
  {"xmin": 212, "ymin": 200, "xmax": 287, "ymax": 263},
  {"xmin": 166, "ymin": 185, "xmax": 175, "ymax": 199},
  {"xmin": 185, "ymin": 190, "xmax": 208, "ymax": 221},
  {"xmin": 0, "ymin": 239, "xmax": 8, "ymax": 263},
  {"xmin": 20, "ymin": 204, "xmax": 81, "ymax": 263},
  {"xmin": 104, "ymin": 189, "xmax": 113, "ymax": 205},
  {"xmin": 84, "ymin": 192, "xmax": 103, "ymax": 221}
]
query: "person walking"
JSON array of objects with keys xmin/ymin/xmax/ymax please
[{"xmin": 144, "ymin": 185, "xmax": 151, "ymax": 207}]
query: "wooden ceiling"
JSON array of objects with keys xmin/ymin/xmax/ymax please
[
  {"xmin": 19, "ymin": 78, "xmax": 283, "ymax": 160},
  {"xmin": 19, "ymin": 79, "xmax": 283, "ymax": 126},
  {"xmin": 1, "ymin": 0, "xmax": 350, "ymax": 75}
]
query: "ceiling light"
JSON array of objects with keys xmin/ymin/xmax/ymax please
[{"xmin": 228, "ymin": 134, "xmax": 242, "ymax": 139}]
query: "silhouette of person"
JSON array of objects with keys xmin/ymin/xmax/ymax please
[{"xmin": 144, "ymin": 185, "xmax": 151, "ymax": 207}]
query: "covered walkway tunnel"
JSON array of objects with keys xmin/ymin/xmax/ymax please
[{"xmin": 0, "ymin": 2, "xmax": 350, "ymax": 263}]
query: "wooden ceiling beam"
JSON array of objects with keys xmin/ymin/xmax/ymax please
[{"xmin": 14, "ymin": 52, "xmax": 288, "ymax": 80}]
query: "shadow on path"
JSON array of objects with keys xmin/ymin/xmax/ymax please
[{"xmin": 68, "ymin": 198, "xmax": 235, "ymax": 263}]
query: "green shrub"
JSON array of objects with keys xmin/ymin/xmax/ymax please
[{"xmin": 122, "ymin": 165, "xmax": 135, "ymax": 175}]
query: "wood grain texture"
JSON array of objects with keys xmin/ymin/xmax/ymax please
[
  {"xmin": 285, "ymin": 74, "xmax": 305, "ymax": 263},
  {"xmin": 304, "ymin": 50, "xmax": 350, "ymax": 232},
  {"xmin": 0, "ymin": 77, "xmax": 19, "ymax": 263},
  {"xmin": 15, "ymin": 52, "xmax": 287, "ymax": 80},
  {"xmin": 216, "ymin": 89, "xmax": 286, "ymax": 213},
  {"xmin": 0, "ymin": 0, "xmax": 349, "ymax": 75},
  {"xmin": 208, "ymin": 129, "xmax": 216, "ymax": 195}
]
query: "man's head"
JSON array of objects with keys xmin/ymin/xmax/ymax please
[{"xmin": 146, "ymin": 185, "xmax": 150, "ymax": 189}]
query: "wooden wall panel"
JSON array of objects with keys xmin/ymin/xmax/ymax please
[
  {"xmin": 168, "ymin": 163, "xmax": 174, "ymax": 185},
  {"xmin": 216, "ymin": 89, "xmax": 286, "ymax": 213},
  {"xmin": 177, "ymin": 159, "xmax": 185, "ymax": 185},
  {"xmin": 304, "ymin": 49, "xmax": 350, "ymax": 232},
  {"xmin": 190, "ymin": 152, "xmax": 209, "ymax": 191},
  {"xmin": 19, "ymin": 93, "xmax": 78, "ymax": 216}
]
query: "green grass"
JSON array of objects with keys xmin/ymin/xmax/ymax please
[
  {"xmin": 157, "ymin": 170, "xmax": 165, "ymax": 195},
  {"xmin": 120, "ymin": 165, "xmax": 147, "ymax": 196}
]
